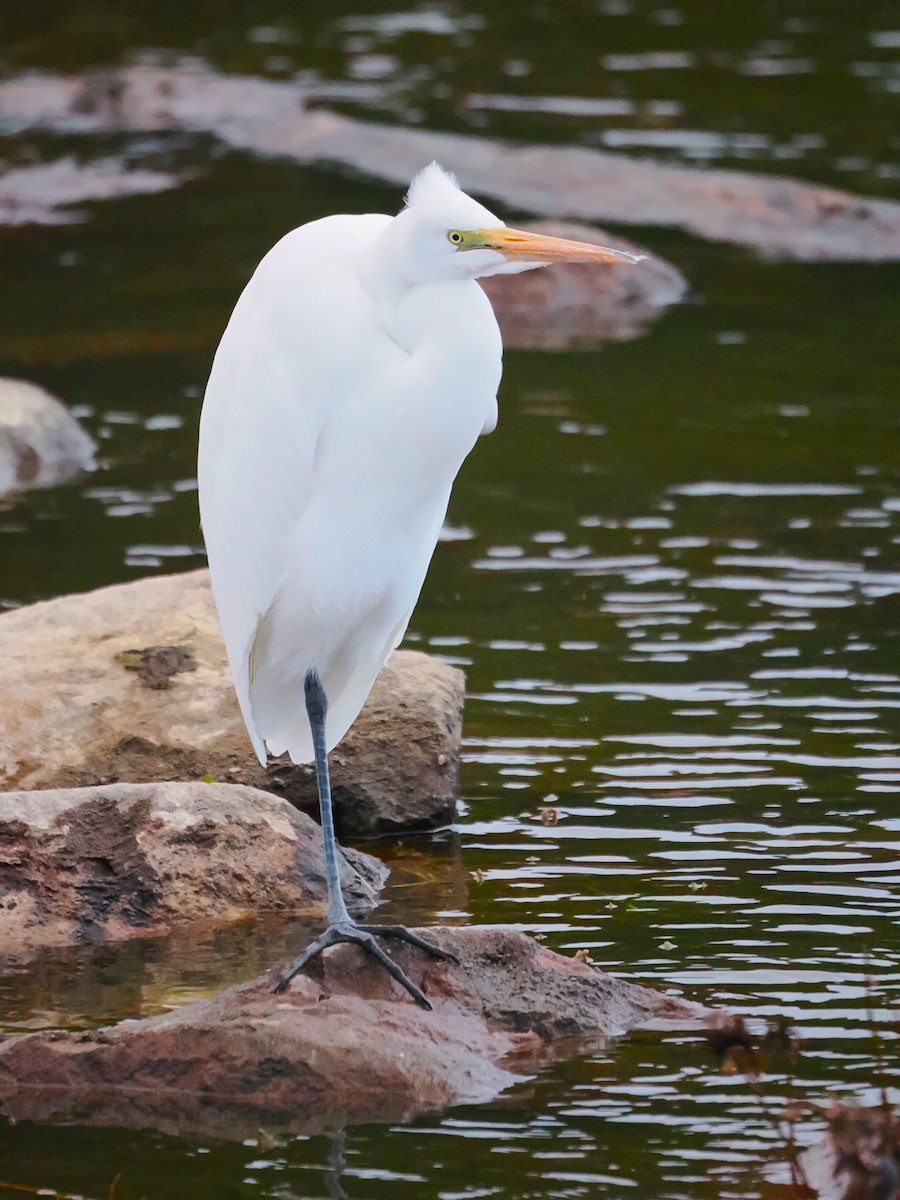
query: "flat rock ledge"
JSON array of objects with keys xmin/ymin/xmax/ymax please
[
  {"xmin": 0, "ymin": 927, "xmax": 705, "ymax": 1140},
  {"xmin": 0, "ymin": 568, "xmax": 464, "ymax": 837},
  {"xmin": 0, "ymin": 781, "xmax": 386, "ymax": 956}
]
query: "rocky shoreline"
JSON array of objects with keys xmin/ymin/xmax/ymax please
[{"xmin": 0, "ymin": 926, "xmax": 706, "ymax": 1140}]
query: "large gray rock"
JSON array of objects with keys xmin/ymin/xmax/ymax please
[
  {"xmin": 0, "ymin": 781, "xmax": 386, "ymax": 955},
  {"xmin": 0, "ymin": 378, "xmax": 95, "ymax": 495},
  {"xmin": 1, "ymin": 63, "xmax": 898, "ymax": 260},
  {"xmin": 481, "ymin": 221, "xmax": 686, "ymax": 349},
  {"xmin": 0, "ymin": 926, "xmax": 706, "ymax": 1140},
  {"xmin": 0, "ymin": 569, "xmax": 464, "ymax": 837}
]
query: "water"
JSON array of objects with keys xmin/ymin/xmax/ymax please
[{"xmin": 1, "ymin": 3, "xmax": 898, "ymax": 1197}]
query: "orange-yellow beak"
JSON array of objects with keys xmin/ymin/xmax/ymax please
[{"xmin": 472, "ymin": 226, "xmax": 646, "ymax": 265}]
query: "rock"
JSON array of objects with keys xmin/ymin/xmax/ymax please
[
  {"xmin": 0, "ymin": 378, "xmax": 95, "ymax": 496},
  {"xmin": 0, "ymin": 569, "xmax": 464, "ymax": 837},
  {"xmin": 0, "ymin": 926, "xmax": 705, "ymax": 1139},
  {"xmin": 0, "ymin": 781, "xmax": 386, "ymax": 955},
  {"xmin": 480, "ymin": 221, "xmax": 686, "ymax": 349},
  {"xmin": 1, "ymin": 63, "xmax": 898, "ymax": 260}
]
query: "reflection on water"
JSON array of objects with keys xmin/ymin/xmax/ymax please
[{"xmin": 1, "ymin": 2, "xmax": 899, "ymax": 1197}]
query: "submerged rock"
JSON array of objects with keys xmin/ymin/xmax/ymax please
[
  {"xmin": 481, "ymin": 221, "xmax": 686, "ymax": 349},
  {"xmin": 0, "ymin": 569, "xmax": 464, "ymax": 837},
  {"xmin": 0, "ymin": 378, "xmax": 95, "ymax": 496},
  {"xmin": 0, "ymin": 781, "xmax": 386, "ymax": 955},
  {"xmin": 0, "ymin": 926, "xmax": 705, "ymax": 1139}
]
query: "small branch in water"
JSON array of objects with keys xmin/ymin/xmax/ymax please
[
  {"xmin": 706, "ymin": 1012, "xmax": 814, "ymax": 1193},
  {"xmin": 705, "ymin": 999, "xmax": 900, "ymax": 1199}
]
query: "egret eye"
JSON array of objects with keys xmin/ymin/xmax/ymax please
[{"xmin": 447, "ymin": 230, "xmax": 464, "ymax": 246}]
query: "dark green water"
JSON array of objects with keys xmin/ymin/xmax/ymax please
[{"xmin": 1, "ymin": 3, "xmax": 898, "ymax": 1197}]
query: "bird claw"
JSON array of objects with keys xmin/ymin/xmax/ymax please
[{"xmin": 274, "ymin": 922, "xmax": 454, "ymax": 1009}]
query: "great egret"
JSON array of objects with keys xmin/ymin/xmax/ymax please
[{"xmin": 198, "ymin": 163, "xmax": 644, "ymax": 1007}]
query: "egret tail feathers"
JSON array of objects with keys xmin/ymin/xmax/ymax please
[{"xmin": 251, "ymin": 667, "xmax": 378, "ymax": 766}]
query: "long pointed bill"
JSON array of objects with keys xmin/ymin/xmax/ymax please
[{"xmin": 473, "ymin": 227, "xmax": 646, "ymax": 265}]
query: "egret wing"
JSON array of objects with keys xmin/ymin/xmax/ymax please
[{"xmin": 198, "ymin": 212, "xmax": 392, "ymax": 761}]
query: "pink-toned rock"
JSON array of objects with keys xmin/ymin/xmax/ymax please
[
  {"xmin": 481, "ymin": 221, "xmax": 685, "ymax": 349},
  {"xmin": 0, "ymin": 781, "xmax": 385, "ymax": 956},
  {"xmin": 0, "ymin": 926, "xmax": 705, "ymax": 1140},
  {"xmin": 0, "ymin": 569, "xmax": 464, "ymax": 837}
]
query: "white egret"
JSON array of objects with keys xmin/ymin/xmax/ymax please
[{"xmin": 198, "ymin": 163, "xmax": 644, "ymax": 1006}]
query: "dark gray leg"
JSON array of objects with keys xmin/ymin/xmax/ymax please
[
  {"xmin": 304, "ymin": 669, "xmax": 350, "ymax": 929},
  {"xmin": 274, "ymin": 670, "xmax": 457, "ymax": 1009}
]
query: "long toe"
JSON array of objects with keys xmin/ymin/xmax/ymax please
[
  {"xmin": 362, "ymin": 924, "xmax": 460, "ymax": 964},
  {"xmin": 273, "ymin": 926, "xmax": 341, "ymax": 994}
]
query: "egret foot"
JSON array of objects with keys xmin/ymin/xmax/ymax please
[
  {"xmin": 274, "ymin": 922, "xmax": 459, "ymax": 1010},
  {"xmin": 277, "ymin": 674, "xmax": 458, "ymax": 1009}
]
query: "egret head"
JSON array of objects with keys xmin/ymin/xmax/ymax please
[{"xmin": 393, "ymin": 162, "xmax": 645, "ymax": 284}]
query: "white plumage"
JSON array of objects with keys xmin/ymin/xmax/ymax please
[
  {"xmin": 199, "ymin": 163, "xmax": 643, "ymax": 767},
  {"xmin": 198, "ymin": 163, "xmax": 644, "ymax": 1003},
  {"xmin": 199, "ymin": 167, "xmax": 501, "ymax": 763}
]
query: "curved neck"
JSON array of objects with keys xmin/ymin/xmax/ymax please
[{"xmin": 360, "ymin": 211, "xmax": 417, "ymax": 314}]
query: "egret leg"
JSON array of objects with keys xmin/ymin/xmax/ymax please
[{"xmin": 274, "ymin": 670, "xmax": 457, "ymax": 1009}]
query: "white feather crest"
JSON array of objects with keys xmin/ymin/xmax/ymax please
[{"xmin": 404, "ymin": 161, "xmax": 461, "ymax": 209}]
